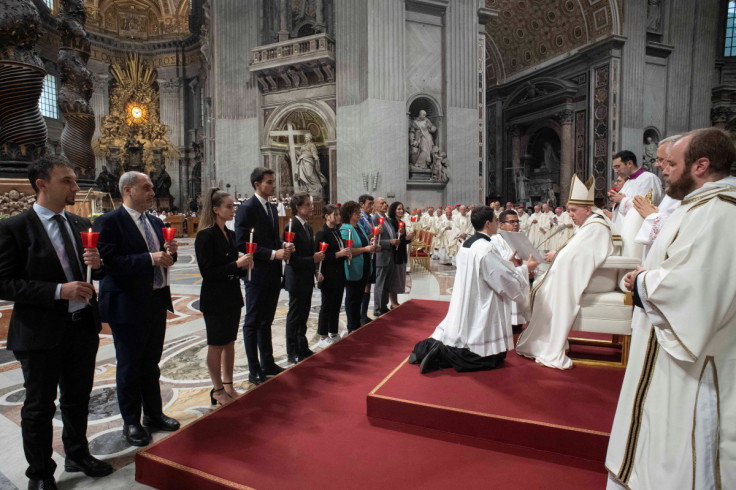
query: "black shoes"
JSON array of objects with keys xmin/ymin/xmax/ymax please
[
  {"xmin": 28, "ymin": 479, "xmax": 57, "ymax": 490},
  {"xmin": 298, "ymin": 349, "xmax": 314, "ymax": 360},
  {"xmin": 262, "ymin": 364, "xmax": 285, "ymax": 377},
  {"xmin": 122, "ymin": 424, "xmax": 151, "ymax": 447},
  {"xmin": 64, "ymin": 453, "xmax": 113, "ymax": 477},
  {"xmin": 360, "ymin": 316, "xmax": 373, "ymax": 325},
  {"xmin": 142, "ymin": 414, "xmax": 180, "ymax": 432},
  {"xmin": 287, "ymin": 355, "xmax": 299, "ymax": 364},
  {"xmin": 248, "ymin": 372, "xmax": 266, "ymax": 385}
]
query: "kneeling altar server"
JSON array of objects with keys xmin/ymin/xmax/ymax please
[{"xmin": 409, "ymin": 206, "xmax": 537, "ymax": 373}]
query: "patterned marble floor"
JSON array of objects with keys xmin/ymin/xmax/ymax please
[{"xmin": 0, "ymin": 239, "xmax": 454, "ymax": 489}]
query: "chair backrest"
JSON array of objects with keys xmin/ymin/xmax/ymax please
[{"xmin": 618, "ymin": 209, "xmax": 644, "ymax": 259}]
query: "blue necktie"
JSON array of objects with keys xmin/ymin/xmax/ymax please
[{"xmin": 141, "ymin": 214, "xmax": 165, "ymax": 288}]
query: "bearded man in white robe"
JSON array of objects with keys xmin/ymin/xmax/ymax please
[
  {"xmin": 608, "ymin": 150, "xmax": 663, "ymax": 232},
  {"xmin": 631, "ymin": 135, "xmax": 682, "ymax": 261},
  {"xmin": 606, "ymin": 128, "xmax": 736, "ymax": 490},
  {"xmin": 409, "ymin": 206, "xmax": 538, "ymax": 373},
  {"xmin": 516, "ymin": 176, "xmax": 614, "ymax": 369}
]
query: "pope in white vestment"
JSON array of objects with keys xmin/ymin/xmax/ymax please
[
  {"xmin": 606, "ymin": 129, "xmax": 736, "ymax": 490},
  {"xmin": 516, "ymin": 175, "xmax": 614, "ymax": 370}
]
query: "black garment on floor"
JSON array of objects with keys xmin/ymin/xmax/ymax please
[{"xmin": 409, "ymin": 338, "xmax": 506, "ymax": 373}]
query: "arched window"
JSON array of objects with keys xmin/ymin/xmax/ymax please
[
  {"xmin": 39, "ymin": 74, "xmax": 59, "ymax": 119},
  {"xmin": 726, "ymin": 1, "xmax": 736, "ymax": 56}
]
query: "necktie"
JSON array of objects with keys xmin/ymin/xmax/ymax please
[
  {"xmin": 52, "ymin": 215, "xmax": 83, "ymax": 281},
  {"xmin": 141, "ymin": 214, "xmax": 165, "ymax": 288}
]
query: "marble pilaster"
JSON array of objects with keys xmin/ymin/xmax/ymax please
[{"xmin": 556, "ymin": 110, "xmax": 574, "ymax": 205}]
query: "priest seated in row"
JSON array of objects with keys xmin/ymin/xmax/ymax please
[
  {"xmin": 515, "ymin": 175, "xmax": 614, "ymax": 369},
  {"xmin": 409, "ymin": 206, "xmax": 538, "ymax": 374}
]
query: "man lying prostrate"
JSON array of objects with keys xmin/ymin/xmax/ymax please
[
  {"xmin": 516, "ymin": 174, "xmax": 614, "ymax": 370},
  {"xmin": 409, "ymin": 206, "xmax": 538, "ymax": 374}
]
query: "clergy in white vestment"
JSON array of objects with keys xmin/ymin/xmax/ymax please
[
  {"xmin": 606, "ymin": 128, "xmax": 736, "ymax": 490},
  {"xmin": 435, "ymin": 207, "xmax": 459, "ymax": 264},
  {"xmin": 547, "ymin": 207, "xmax": 575, "ymax": 251},
  {"xmin": 516, "ymin": 206, "xmax": 531, "ymax": 236},
  {"xmin": 608, "ymin": 150, "xmax": 663, "ymax": 232},
  {"xmin": 515, "ymin": 175, "xmax": 614, "ymax": 370},
  {"xmin": 409, "ymin": 206, "xmax": 538, "ymax": 373},
  {"xmin": 526, "ymin": 204, "xmax": 544, "ymax": 247},
  {"xmin": 452, "ymin": 205, "xmax": 473, "ymax": 244},
  {"xmin": 490, "ymin": 209, "xmax": 530, "ymax": 330},
  {"xmin": 536, "ymin": 203, "xmax": 556, "ymax": 250},
  {"xmin": 630, "ymin": 135, "xmax": 682, "ymax": 261},
  {"xmin": 419, "ymin": 206, "xmax": 435, "ymax": 231}
]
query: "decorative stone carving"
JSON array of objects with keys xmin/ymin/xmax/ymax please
[
  {"xmin": 642, "ymin": 134, "xmax": 658, "ymax": 172},
  {"xmin": 647, "ymin": 0, "xmax": 662, "ymax": 34},
  {"xmin": 711, "ymin": 106, "xmax": 733, "ymax": 126},
  {"xmin": 553, "ymin": 109, "xmax": 574, "ymax": 125},
  {"xmin": 431, "ymin": 149, "xmax": 449, "ymax": 183},
  {"xmin": 0, "ymin": 0, "xmax": 47, "ymax": 175},
  {"xmin": 95, "ymin": 165, "xmax": 119, "ymax": 197},
  {"xmin": 0, "ymin": 188, "xmax": 35, "ymax": 216},
  {"xmin": 152, "ymin": 163, "xmax": 172, "ymax": 198}
]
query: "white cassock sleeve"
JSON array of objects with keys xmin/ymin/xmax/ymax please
[{"xmin": 481, "ymin": 252, "xmax": 529, "ymax": 311}]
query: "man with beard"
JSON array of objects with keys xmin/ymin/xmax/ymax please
[
  {"xmin": 631, "ymin": 135, "xmax": 682, "ymax": 261},
  {"xmin": 606, "ymin": 128, "xmax": 736, "ymax": 490}
]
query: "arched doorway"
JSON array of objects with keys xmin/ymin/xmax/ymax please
[{"xmin": 262, "ymin": 100, "xmax": 336, "ymax": 202}]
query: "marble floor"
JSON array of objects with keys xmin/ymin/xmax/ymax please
[{"xmin": 0, "ymin": 239, "xmax": 455, "ymax": 489}]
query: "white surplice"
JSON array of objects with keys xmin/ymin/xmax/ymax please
[
  {"xmin": 431, "ymin": 234, "xmax": 529, "ymax": 356},
  {"xmin": 633, "ymin": 194, "xmax": 681, "ymax": 261},
  {"xmin": 612, "ymin": 169, "xmax": 663, "ymax": 232},
  {"xmin": 490, "ymin": 234, "xmax": 528, "ymax": 325},
  {"xmin": 605, "ymin": 176, "xmax": 736, "ymax": 490},
  {"xmin": 452, "ymin": 213, "xmax": 473, "ymax": 244},
  {"xmin": 518, "ymin": 212, "xmax": 531, "ymax": 236},
  {"xmin": 527, "ymin": 212, "xmax": 544, "ymax": 247},
  {"xmin": 515, "ymin": 209, "xmax": 613, "ymax": 369}
]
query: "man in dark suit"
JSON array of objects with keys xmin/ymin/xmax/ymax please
[
  {"xmin": 234, "ymin": 168, "xmax": 292, "ymax": 385},
  {"xmin": 372, "ymin": 197, "xmax": 399, "ymax": 317},
  {"xmin": 94, "ymin": 171, "xmax": 180, "ymax": 447},
  {"xmin": 283, "ymin": 192, "xmax": 324, "ymax": 363},
  {"xmin": 0, "ymin": 155, "xmax": 112, "ymax": 489}
]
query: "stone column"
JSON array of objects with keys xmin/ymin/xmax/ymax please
[
  {"xmin": 510, "ymin": 125, "xmax": 521, "ymax": 170},
  {"xmin": 0, "ymin": 0, "xmax": 47, "ymax": 177},
  {"xmin": 555, "ymin": 109, "xmax": 574, "ymax": 205},
  {"xmin": 57, "ymin": 0, "xmax": 96, "ymax": 185},
  {"xmin": 278, "ymin": 0, "xmax": 289, "ymax": 41}
]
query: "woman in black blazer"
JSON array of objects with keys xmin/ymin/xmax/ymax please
[
  {"xmin": 314, "ymin": 204, "xmax": 352, "ymax": 348},
  {"xmin": 387, "ymin": 201, "xmax": 414, "ymax": 309},
  {"xmin": 195, "ymin": 188, "xmax": 253, "ymax": 406}
]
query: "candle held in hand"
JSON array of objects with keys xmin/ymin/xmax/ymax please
[{"xmin": 80, "ymin": 228, "xmax": 100, "ymax": 283}]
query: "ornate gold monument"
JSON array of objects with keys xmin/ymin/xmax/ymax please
[{"xmin": 93, "ymin": 53, "xmax": 178, "ymax": 175}]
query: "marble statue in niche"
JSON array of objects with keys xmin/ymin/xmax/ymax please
[
  {"xmin": 647, "ymin": 0, "xmax": 662, "ymax": 34},
  {"xmin": 294, "ymin": 133, "xmax": 327, "ymax": 197},
  {"xmin": 542, "ymin": 141, "xmax": 560, "ymax": 172},
  {"xmin": 152, "ymin": 164, "xmax": 172, "ymax": 198},
  {"xmin": 514, "ymin": 168, "xmax": 529, "ymax": 201},
  {"xmin": 409, "ymin": 110, "xmax": 437, "ymax": 169}
]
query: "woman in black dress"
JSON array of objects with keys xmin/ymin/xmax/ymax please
[{"xmin": 195, "ymin": 188, "xmax": 253, "ymax": 406}]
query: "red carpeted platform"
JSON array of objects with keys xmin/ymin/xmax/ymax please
[
  {"xmin": 368, "ymin": 342, "xmax": 624, "ymax": 462},
  {"xmin": 136, "ymin": 300, "xmax": 614, "ymax": 489}
]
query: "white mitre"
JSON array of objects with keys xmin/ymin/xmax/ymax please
[{"xmin": 568, "ymin": 174, "xmax": 595, "ymax": 206}]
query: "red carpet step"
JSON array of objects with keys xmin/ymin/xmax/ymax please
[
  {"xmin": 136, "ymin": 300, "xmax": 611, "ymax": 489},
  {"xmin": 368, "ymin": 346, "xmax": 624, "ymax": 462}
]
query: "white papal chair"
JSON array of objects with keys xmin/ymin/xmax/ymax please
[{"xmin": 567, "ymin": 209, "xmax": 644, "ymax": 368}]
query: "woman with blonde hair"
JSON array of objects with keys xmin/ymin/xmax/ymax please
[{"xmin": 195, "ymin": 188, "xmax": 253, "ymax": 405}]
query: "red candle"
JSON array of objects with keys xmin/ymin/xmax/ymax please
[
  {"xmin": 319, "ymin": 241, "xmax": 329, "ymax": 252},
  {"xmin": 410, "ymin": 216, "xmax": 417, "ymax": 223},
  {"xmin": 80, "ymin": 229, "xmax": 99, "ymax": 249},
  {"xmin": 346, "ymin": 239, "xmax": 354, "ymax": 248},
  {"xmin": 284, "ymin": 231, "xmax": 295, "ymax": 242},
  {"xmin": 372, "ymin": 226, "xmax": 380, "ymax": 236},
  {"xmin": 398, "ymin": 221, "xmax": 405, "ymax": 229},
  {"xmin": 611, "ymin": 186, "xmax": 618, "ymax": 192},
  {"xmin": 246, "ymin": 242, "xmax": 257, "ymax": 254},
  {"xmin": 162, "ymin": 227, "xmax": 175, "ymax": 242}
]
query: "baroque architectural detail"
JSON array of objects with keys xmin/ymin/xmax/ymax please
[
  {"xmin": 711, "ymin": 106, "xmax": 734, "ymax": 125},
  {"xmin": 0, "ymin": 188, "xmax": 35, "ymax": 217},
  {"xmin": 58, "ymin": 0, "xmax": 97, "ymax": 181},
  {"xmin": 553, "ymin": 109, "xmax": 575, "ymax": 125},
  {"xmin": 0, "ymin": 0, "xmax": 47, "ymax": 173},
  {"xmin": 84, "ymin": 0, "xmax": 191, "ymax": 41},
  {"xmin": 92, "ymin": 53, "xmax": 179, "ymax": 173}
]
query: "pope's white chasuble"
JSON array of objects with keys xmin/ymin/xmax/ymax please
[{"xmin": 515, "ymin": 210, "xmax": 613, "ymax": 369}]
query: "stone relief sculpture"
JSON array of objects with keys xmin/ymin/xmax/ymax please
[
  {"xmin": 294, "ymin": 134, "xmax": 327, "ymax": 197},
  {"xmin": 95, "ymin": 165, "xmax": 119, "ymax": 196},
  {"xmin": 0, "ymin": 189, "xmax": 35, "ymax": 216},
  {"xmin": 280, "ymin": 154, "xmax": 293, "ymax": 188},
  {"xmin": 643, "ymin": 135, "xmax": 658, "ymax": 171},
  {"xmin": 409, "ymin": 110, "xmax": 437, "ymax": 169},
  {"xmin": 514, "ymin": 168, "xmax": 529, "ymax": 201},
  {"xmin": 647, "ymin": 0, "xmax": 662, "ymax": 34},
  {"xmin": 542, "ymin": 141, "xmax": 560, "ymax": 172},
  {"xmin": 152, "ymin": 164, "xmax": 172, "ymax": 198}
]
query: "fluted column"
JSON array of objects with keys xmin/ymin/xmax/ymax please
[
  {"xmin": 556, "ymin": 109, "xmax": 574, "ymax": 205},
  {"xmin": 619, "ymin": 0, "xmax": 647, "ymax": 153},
  {"xmin": 665, "ymin": 0, "xmax": 697, "ymax": 135},
  {"xmin": 0, "ymin": 0, "xmax": 47, "ymax": 177}
]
